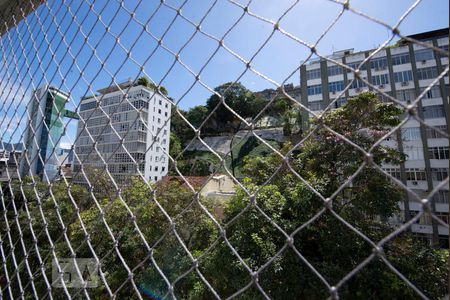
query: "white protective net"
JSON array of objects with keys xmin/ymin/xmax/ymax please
[{"xmin": 0, "ymin": 0, "xmax": 448, "ymax": 299}]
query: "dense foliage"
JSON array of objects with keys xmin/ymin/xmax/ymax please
[
  {"xmin": 191, "ymin": 92, "xmax": 447, "ymax": 299},
  {"xmin": 0, "ymin": 92, "xmax": 447, "ymax": 299},
  {"xmin": 205, "ymin": 82, "xmax": 266, "ymax": 133}
]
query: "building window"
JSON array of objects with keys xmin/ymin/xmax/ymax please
[
  {"xmin": 159, "ymin": 100, "xmax": 162, "ymax": 105},
  {"xmin": 401, "ymin": 127, "xmax": 421, "ymax": 141},
  {"xmin": 165, "ymin": 103, "xmax": 168, "ymax": 108},
  {"xmin": 383, "ymin": 168, "xmax": 401, "ymax": 180},
  {"xmin": 431, "ymin": 168, "xmax": 448, "ymax": 181},
  {"xmin": 426, "ymin": 125, "xmax": 448, "ymax": 139},
  {"xmin": 416, "ymin": 66, "xmax": 438, "ymax": 80},
  {"xmin": 428, "ymin": 147, "xmax": 449, "ymax": 160},
  {"xmin": 328, "ymin": 81, "xmax": 344, "ymax": 93},
  {"xmin": 436, "ymin": 212, "xmax": 449, "ymax": 224},
  {"xmin": 404, "ymin": 146, "xmax": 424, "ymax": 161},
  {"xmin": 420, "ymin": 86, "xmax": 441, "ymax": 99},
  {"xmin": 438, "ymin": 44, "xmax": 449, "ymax": 52},
  {"xmin": 371, "ymin": 74, "xmax": 389, "ymax": 86},
  {"xmin": 158, "ymin": 109, "xmax": 161, "ymax": 114},
  {"xmin": 394, "ymin": 70, "xmax": 413, "ymax": 83},
  {"xmin": 335, "ymin": 98, "xmax": 347, "ymax": 108},
  {"xmin": 327, "ymin": 65, "xmax": 343, "ymax": 76},
  {"xmin": 80, "ymin": 101, "xmax": 97, "ymax": 111},
  {"xmin": 346, "ymin": 61, "xmax": 366, "ymax": 71},
  {"xmin": 307, "ymin": 84, "xmax": 322, "ymax": 96},
  {"xmin": 370, "ymin": 57, "xmax": 387, "ymax": 70},
  {"xmin": 405, "ymin": 168, "xmax": 426, "ymax": 181},
  {"xmin": 350, "ymin": 78, "xmax": 367, "ymax": 89},
  {"xmin": 375, "ymin": 91, "xmax": 392, "ymax": 102},
  {"xmin": 422, "ymin": 105, "xmax": 445, "ymax": 119},
  {"xmin": 306, "ymin": 69, "xmax": 321, "ymax": 80},
  {"xmin": 308, "ymin": 101, "xmax": 323, "ymax": 111},
  {"xmin": 391, "ymin": 53, "xmax": 410, "ymax": 65},
  {"xmin": 396, "ymin": 89, "xmax": 415, "ymax": 102},
  {"xmin": 433, "ymin": 190, "xmax": 449, "ymax": 204},
  {"xmin": 415, "ymin": 49, "xmax": 434, "ymax": 62},
  {"xmin": 120, "ymin": 123, "xmax": 129, "ymax": 132}
]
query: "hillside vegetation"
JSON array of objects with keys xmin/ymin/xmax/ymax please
[{"xmin": 169, "ymin": 82, "xmax": 300, "ymax": 178}]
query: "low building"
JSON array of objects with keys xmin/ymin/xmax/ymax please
[
  {"xmin": 255, "ymin": 83, "xmax": 301, "ymax": 101},
  {"xmin": 0, "ymin": 142, "xmax": 23, "ymax": 182},
  {"xmin": 161, "ymin": 175, "xmax": 237, "ymax": 219},
  {"xmin": 55, "ymin": 148, "xmax": 74, "ymax": 181}
]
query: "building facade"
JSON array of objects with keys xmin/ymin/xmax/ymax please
[
  {"xmin": 19, "ymin": 86, "xmax": 77, "ymax": 182},
  {"xmin": 299, "ymin": 28, "xmax": 449, "ymax": 246},
  {"xmin": 73, "ymin": 81, "xmax": 171, "ymax": 184},
  {"xmin": 0, "ymin": 142, "xmax": 22, "ymax": 182},
  {"xmin": 255, "ymin": 83, "xmax": 301, "ymax": 101}
]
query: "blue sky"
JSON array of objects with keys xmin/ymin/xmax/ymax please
[{"xmin": 0, "ymin": 0, "xmax": 448, "ymax": 146}]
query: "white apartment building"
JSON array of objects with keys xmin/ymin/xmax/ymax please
[
  {"xmin": 299, "ymin": 28, "xmax": 449, "ymax": 246},
  {"xmin": 73, "ymin": 81, "xmax": 171, "ymax": 184}
]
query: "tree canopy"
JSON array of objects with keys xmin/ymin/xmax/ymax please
[
  {"xmin": 1, "ymin": 92, "xmax": 446, "ymax": 299},
  {"xmin": 190, "ymin": 92, "xmax": 447, "ymax": 299},
  {"xmin": 205, "ymin": 82, "xmax": 266, "ymax": 132}
]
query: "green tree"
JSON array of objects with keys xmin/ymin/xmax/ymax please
[
  {"xmin": 196, "ymin": 92, "xmax": 447, "ymax": 299},
  {"xmin": 171, "ymin": 107, "xmax": 195, "ymax": 145},
  {"xmin": 137, "ymin": 76, "xmax": 149, "ymax": 87},
  {"xmin": 205, "ymin": 82, "xmax": 265, "ymax": 132},
  {"xmin": 69, "ymin": 178, "xmax": 217, "ymax": 298},
  {"xmin": 149, "ymin": 82, "xmax": 168, "ymax": 96},
  {"xmin": 205, "ymin": 82, "xmax": 266, "ymax": 176},
  {"xmin": 136, "ymin": 76, "xmax": 169, "ymax": 96},
  {"xmin": 186, "ymin": 105, "xmax": 209, "ymax": 128},
  {"xmin": 1, "ymin": 178, "xmax": 93, "ymax": 296},
  {"xmin": 169, "ymin": 132, "xmax": 182, "ymax": 159}
]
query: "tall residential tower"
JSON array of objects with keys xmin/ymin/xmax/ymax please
[
  {"xmin": 73, "ymin": 81, "xmax": 171, "ymax": 184},
  {"xmin": 20, "ymin": 86, "xmax": 78, "ymax": 182},
  {"xmin": 299, "ymin": 28, "xmax": 449, "ymax": 246}
]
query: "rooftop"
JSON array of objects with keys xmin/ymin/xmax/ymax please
[
  {"xmin": 96, "ymin": 80, "xmax": 136, "ymax": 95},
  {"xmin": 398, "ymin": 27, "xmax": 449, "ymax": 45},
  {"xmin": 303, "ymin": 27, "xmax": 449, "ymax": 65}
]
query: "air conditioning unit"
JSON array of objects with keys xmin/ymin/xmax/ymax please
[
  {"xmin": 379, "ymin": 84, "xmax": 385, "ymax": 88},
  {"xmin": 401, "ymin": 81, "xmax": 409, "ymax": 86},
  {"xmin": 421, "ymin": 60, "xmax": 427, "ymax": 64},
  {"xmin": 332, "ymin": 91, "xmax": 336, "ymax": 94},
  {"xmin": 412, "ymin": 181, "xmax": 418, "ymax": 186}
]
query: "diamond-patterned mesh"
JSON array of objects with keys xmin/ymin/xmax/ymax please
[{"xmin": 0, "ymin": 0, "xmax": 448, "ymax": 299}]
